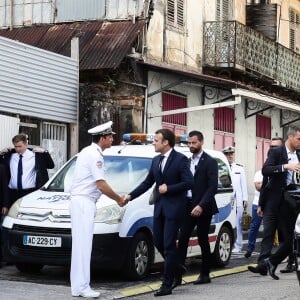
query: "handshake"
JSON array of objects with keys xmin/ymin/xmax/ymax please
[{"xmin": 117, "ymin": 194, "xmax": 132, "ymax": 207}]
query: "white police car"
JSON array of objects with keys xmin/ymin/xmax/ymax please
[{"xmin": 2, "ymin": 134, "xmax": 235, "ymax": 280}]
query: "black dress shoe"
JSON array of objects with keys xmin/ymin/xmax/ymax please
[
  {"xmin": 193, "ymin": 275, "xmax": 211, "ymax": 285},
  {"xmin": 171, "ymin": 264, "xmax": 186, "ymax": 289},
  {"xmin": 248, "ymin": 264, "xmax": 267, "ymax": 276},
  {"xmin": 244, "ymin": 251, "xmax": 252, "ymax": 258},
  {"xmin": 171, "ymin": 276, "xmax": 182, "ymax": 290},
  {"xmin": 280, "ymin": 263, "xmax": 296, "ymax": 273},
  {"xmin": 265, "ymin": 258, "xmax": 279, "ymax": 280},
  {"xmin": 154, "ymin": 285, "xmax": 172, "ymax": 297}
]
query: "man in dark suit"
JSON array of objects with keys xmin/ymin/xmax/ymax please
[
  {"xmin": 249, "ymin": 126, "xmax": 300, "ymax": 280},
  {"xmin": 0, "ymin": 133, "xmax": 54, "ymax": 214},
  {"xmin": 174, "ymin": 130, "xmax": 218, "ymax": 288},
  {"xmin": 126, "ymin": 129, "xmax": 193, "ymax": 297}
]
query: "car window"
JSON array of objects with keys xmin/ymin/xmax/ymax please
[
  {"xmin": 216, "ymin": 158, "xmax": 232, "ymax": 189},
  {"xmin": 47, "ymin": 156, "xmax": 152, "ymax": 193}
]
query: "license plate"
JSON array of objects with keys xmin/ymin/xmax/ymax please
[{"xmin": 23, "ymin": 235, "xmax": 62, "ymax": 247}]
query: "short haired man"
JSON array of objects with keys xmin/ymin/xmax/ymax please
[
  {"xmin": 126, "ymin": 129, "xmax": 193, "ymax": 297},
  {"xmin": 70, "ymin": 121, "xmax": 126, "ymax": 298},
  {"xmin": 249, "ymin": 127, "xmax": 300, "ymax": 280},
  {"xmin": 174, "ymin": 130, "xmax": 218, "ymax": 288},
  {"xmin": 0, "ymin": 133, "xmax": 54, "ymax": 214},
  {"xmin": 223, "ymin": 146, "xmax": 248, "ymax": 253}
]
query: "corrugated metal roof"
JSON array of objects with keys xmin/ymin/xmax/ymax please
[{"xmin": 0, "ymin": 20, "xmax": 145, "ymax": 70}]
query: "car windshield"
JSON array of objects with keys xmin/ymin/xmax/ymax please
[{"xmin": 46, "ymin": 156, "xmax": 152, "ymax": 194}]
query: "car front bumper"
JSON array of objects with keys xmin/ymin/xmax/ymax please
[{"xmin": 2, "ymin": 224, "xmax": 131, "ymax": 269}]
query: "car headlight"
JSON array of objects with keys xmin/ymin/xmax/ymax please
[
  {"xmin": 94, "ymin": 204, "xmax": 126, "ymax": 224},
  {"xmin": 8, "ymin": 198, "xmax": 23, "ymax": 218},
  {"xmin": 295, "ymin": 214, "xmax": 300, "ymax": 234}
]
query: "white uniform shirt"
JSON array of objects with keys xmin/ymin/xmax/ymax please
[
  {"xmin": 70, "ymin": 143, "xmax": 105, "ymax": 200},
  {"xmin": 9, "ymin": 149, "xmax": 36, "ymax": 189},
  {"xmin": 253, "ymin": 170, "xmax": 263, "ymax": 206},
  {"xmin": 231, "ymin": 162, "xmax": 248, "ymax": 207}
]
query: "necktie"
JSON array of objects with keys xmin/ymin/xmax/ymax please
[
  {"xmin": 17, "ymin": 154, "xmax": 23, "ymax": 190},
  {"xmin": 158, "ymin": 155, "xmax": 164, "ymax": 173}
]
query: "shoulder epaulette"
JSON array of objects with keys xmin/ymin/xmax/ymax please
[{"xmin": 236, "ymin": 163, "xmax": 243, "ymax": 167}]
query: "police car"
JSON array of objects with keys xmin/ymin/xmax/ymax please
[{"xmin": 2, "ymin": 133, "xmax": 235, "ymax": 280}]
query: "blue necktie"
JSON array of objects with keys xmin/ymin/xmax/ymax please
[
  {"xmin": 17, "ymin": 154, "xmax": 23, "ymax": 190},
  {"xmin": 158, "ymin": 155, "xmax": 164, "ymax": 173}
]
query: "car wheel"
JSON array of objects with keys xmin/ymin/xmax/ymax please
[
  {"xmin": 213, "ymin": 225, "xmax": 232, "ymax": 267},
  {"xmin": 15, "ymin": 263, "xmax": 44, "ymax": 273},
  {"xmin": 123, "ymin": 232, "xmax": 153, "ymax": 280}
]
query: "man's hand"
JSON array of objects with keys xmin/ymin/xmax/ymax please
[
  {"xmin": 0, "ymin": 147, "xmax": 11, "ymax": 155},
  {"xmin": 158, "ymin": 184, "xmax": 168, "ymax": 194},
  {"xmin": 284, "ymin": 162, "xmax": 300, "ymax": 172},
  {"xmin": 118, "ymin": 195, "xmax": 128, "ymax": 207},
  {"xmin": 33, "ymin": 147, "xmax": 46, "ymax": 153},
  {"xmin": 191, "ymin": 205, "xmax": 203, "ymax": 217},
  {"xmin": 257, "ymin": 206, "xmax": 263, "ymax": 217}
]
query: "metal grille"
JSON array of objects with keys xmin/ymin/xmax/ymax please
[
  {"xmin": 203, "ymin": 21, "xmax": 300, "ymax": 91},
  {"xmin": 42, "ymin": 123, "xmax": 66, "ymax": 141},
  {"xmin": 13, "ymin": 224, "xmax": 71, "ymax": 235},
  {"xmin": 11, "ymin": 245, "xmax": 71, "ymax": 259}
]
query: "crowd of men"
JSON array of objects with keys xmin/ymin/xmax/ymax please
[{"xmin": 0, "ymin": 125, "xmax": 299, "ymax": 298}]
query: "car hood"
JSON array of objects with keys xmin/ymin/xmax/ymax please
[{"xmin": 16, "ymin": 190, "xmax": 117, "ymax": 222}]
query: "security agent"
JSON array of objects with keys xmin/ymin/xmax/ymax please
[
  {"xmin": 223, "ymin": 146, "xmax": 248, "ymax": 253},
  {"xmin": 70, "ymin": 121, "xmax": 126, "ymax": 298}
]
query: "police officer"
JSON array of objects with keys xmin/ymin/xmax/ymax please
[
  {"xmin": 223, "ymin": 146, "xmax": 248, "ymax": 253},
  {"xmin": 70, "ymin": 121, "xmax": 126, "ymax": 298}
]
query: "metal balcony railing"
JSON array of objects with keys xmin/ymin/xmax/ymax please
[{"xmin": 203, "ymin": 21, "xmax": 300, "ymax": 92}]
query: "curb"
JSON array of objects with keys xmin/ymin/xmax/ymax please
[{"xmin": 117, "ymin": 264, "xmax": 256, "ymax": 298}]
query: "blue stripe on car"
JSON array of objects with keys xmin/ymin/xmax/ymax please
[{"xmin": 126, "ymin": 217, "xmax": 153, "ymax": 237}]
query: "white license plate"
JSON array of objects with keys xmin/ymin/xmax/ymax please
[{"xmin": 23, "ymin": 235, "xmax": 62, "ymax": 247}]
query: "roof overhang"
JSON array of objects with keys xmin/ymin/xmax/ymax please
[{"xmin": 232, "ymin": 88, "xmax": 300, "ymax": 113}]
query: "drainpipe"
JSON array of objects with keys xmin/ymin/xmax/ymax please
[{"xmin": 10, "ymin": 0, "xmax": 13, "ymax": 31}]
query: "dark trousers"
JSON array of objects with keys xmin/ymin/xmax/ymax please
[
  {"xmin": 269, "ymin": 202, "xmax": 297, "ymax": 266},
  {"xmin": 258, "ymin": 203, "xmax": 279, "ymax": 264},
  {"xmin": 178, "ymin": 206, "xmax": 213, "ymax": 276},
  {"xmin": 153, "ymin": 215, "xmax": 181, "ymax": 287}
]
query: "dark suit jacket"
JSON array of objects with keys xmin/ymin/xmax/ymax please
[
  {"xmin": 0, "ymin": 164, "xmax": 9, "ymax": 209},
  {"xmin": 0, "ymin": 148, "xmax": 54, "ymax": 189},
  {"xmin": 259, "ymin": 145, "xmax": 300, "ymax": 210},
  {"xmin": 130, "ymin": 149, "xmax": 194, "ymax": 220},
  {"xmin": 191, "ymin": 152, "xmax": 219, "ymax": 216}
]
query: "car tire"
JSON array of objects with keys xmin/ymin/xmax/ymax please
[
  {"xmin": 15, "ymin": 263, "xmax": 44, "ymax": 273},
  {"xmin": 213, "ymin": 225, "xmax": 233, "ymax": 267},
  {"xmin": 123, "ymin": 231, "xmax": 154, "ymax": 280}
]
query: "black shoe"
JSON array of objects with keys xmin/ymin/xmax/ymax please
[
  {"xmin": 248, "ymin": 264, "xmax": 267, "ymax": 276},
  {"xmin": 265, "ymin": 258, "xmax": 279, "ymax": 280},
  {"xmin": 154, "ymin": 285, "xmax": 172, "ymax": 297},
  {"xmin": 280, "ymin": 263, "xmax": 296, "ymax": 273},
  {"xmin": 171, "ymin": 264, "xmax": 186, "ymax": 289},
  {"xmin": 193, "ymin": 275, "xmax": 211, "ymax": 285},
  {"xmin": 171, "ymin": 276, "xmax": 182, "ymax": 290},
  {"xmin": 244, "ymin": 251, "xmax": 252, "ymax": 258}
]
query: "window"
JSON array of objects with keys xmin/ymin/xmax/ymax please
[
  {"xmin": 216, "ymin": 0, "xmax": 233, "ymax": 21},
  {"xmin": 289, "ymin": 9, "xmax": 300, "ymax": 53},
  {"xmin": 167, "ymin": 0, "xmax": 185, "ymax": 28}
]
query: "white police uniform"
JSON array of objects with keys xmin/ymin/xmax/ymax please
[
  {"xmin": 70, "ymin": 121, "xmax": 113, "ymax": 297},
  {"xmin": 231, "ymin": 162, "xmax": 248, "ymax": 251}
]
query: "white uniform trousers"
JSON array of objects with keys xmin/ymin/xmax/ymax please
[
  {"xmin": 70, "ymin": 195, "xmax": 96, "ymax": 295},
  {"xmin": 234, "ymin": 206, "xmax": 244, "ymax": 250}
]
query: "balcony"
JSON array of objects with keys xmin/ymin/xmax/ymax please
[{"xmin": 203, "ymin": 21, "xmax": 300, "ymax": 93}]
